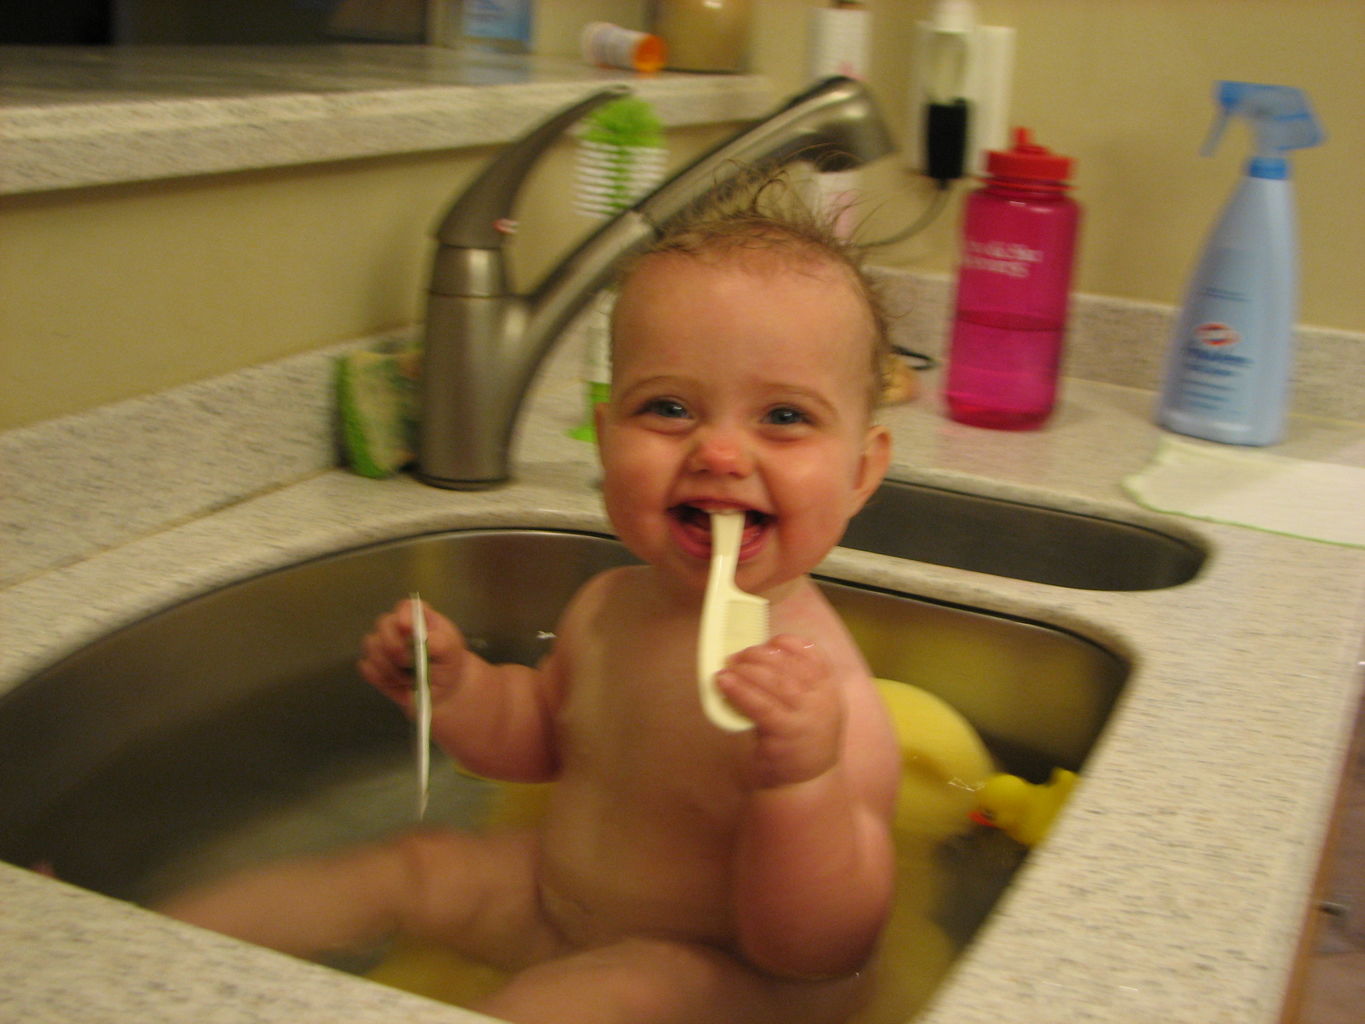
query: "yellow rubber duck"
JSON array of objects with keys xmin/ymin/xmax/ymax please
[{"xmin": 970, "ymin": 767, "xmax": 1078, "ymax": 847}]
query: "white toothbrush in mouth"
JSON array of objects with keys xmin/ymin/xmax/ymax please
[
  {"xmin": 410, "ymin": 593, "xmax": 431, "ymax": 819},
  {"xmin": 697, "ymin": 511, "xmax": 769, "ymax": 732}
]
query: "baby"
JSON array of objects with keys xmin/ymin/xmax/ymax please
[{"xmin": 164, "ymin": 181, "xmax": 902, "ymax": 1024}]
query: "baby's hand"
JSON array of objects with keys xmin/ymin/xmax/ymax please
[
  {"xmin": 358, "ymin": 599, "xmax": 466, "ymax": 715},
  {"xmin": 715, "ymin": 635, "xmax": 843, "ymax": 789}
]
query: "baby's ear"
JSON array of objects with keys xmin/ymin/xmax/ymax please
[{"xmin": 850, "ymin": 425, "xmax": 892, "ymax": 515}]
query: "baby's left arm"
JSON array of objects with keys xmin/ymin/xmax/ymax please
[{"xmin": 717, "ymin": 637, "xmax": 898, "ymax": 979}]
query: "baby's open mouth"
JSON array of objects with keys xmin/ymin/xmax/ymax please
[
  {"xmin": 671, "ymin": 504, "xmax": 770, "ymax": 532},
  {"xmin": 670, "ymin": 505, "xmax": 771, "ymax": 552}
]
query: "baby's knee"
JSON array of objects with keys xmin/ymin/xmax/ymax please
[
  {"xmin": 381, "ymin": 827, "xmax": 550, "ymax": 959},
  {"xmin": 388, "ymin": 827, "xmax": 463, "ymax": 870},
  {"xmin": 496, "ymin": 938, "xmax": 692, "ymax": 1022},
  {"xmin": 593, "ymin": 938, "xmax": 711, "ymax": 1018},
  {"xmin": 386, "ymin": 828, "xmax": 473, "ymax": 912}
]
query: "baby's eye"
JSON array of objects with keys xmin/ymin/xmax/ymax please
[
  {"xmin": 640, "ymin": 397, "xmax": 690, "ymax": 420},
  {"xmin": 763, "ymin": 405, "xmax": 810, "ymax": 427}
]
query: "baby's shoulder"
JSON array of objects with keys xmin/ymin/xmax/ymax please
[
  {"xmin": 578, "ymin": 563, "xmax": 648, "ymax": 598},
  {"xmin": 562, "ymin": 564, "xmax": 654, "ymax": 621}
]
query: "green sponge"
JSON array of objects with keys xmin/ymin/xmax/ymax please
[{"xmin": 335, "ymin": 338, "xmax": 420, "ymax": 478}]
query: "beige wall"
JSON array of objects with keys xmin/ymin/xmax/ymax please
[
  {"xmin": 2, "ymin": 152, "xmax": 481, "ymax": 426},
  {"xmin": 750, "ymin": 0, "xmax": 1362, "ymax": 333},
  {"xmin": 2, "ymin": 0, "xmax": 1361, "ymax": 430},
  {"xmin": 0, "ymin": 124, "xmax": 734, "ymax": 430},
  {"xmin": 2, "ymin": 150, "xmax": 480, "ymax": 430}
]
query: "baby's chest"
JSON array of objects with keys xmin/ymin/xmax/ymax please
[{"xmin": 558, "ymin": 640, "xmax": 744, "ymax": 780}]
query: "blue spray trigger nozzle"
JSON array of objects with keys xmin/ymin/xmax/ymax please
[{"xmin": 1200, "ymin": 81, "xmax": 1324, "ymax": 162}]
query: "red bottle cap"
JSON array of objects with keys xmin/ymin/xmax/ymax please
[{"xmin": 986, "ymin": 128, "xmax": 1074, "ymax": 187}]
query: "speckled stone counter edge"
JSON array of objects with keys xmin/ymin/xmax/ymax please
[{"xmin": 0, "ymin": 47, "xmax": 775, "ymax": 194}]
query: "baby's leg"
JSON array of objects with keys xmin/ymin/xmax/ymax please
[
  {"xmin": 159, "ymin": 828, "xmax": 563, "ymax": 970},
  {"xmin": 477, "ymin": 936, "xmax": 868, "ymax": 1024}
]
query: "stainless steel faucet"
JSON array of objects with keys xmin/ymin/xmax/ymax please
[{"xmin": 415, "ymin": 76, "xmax": 895, "ymax": 489}]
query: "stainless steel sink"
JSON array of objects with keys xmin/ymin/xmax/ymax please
[
  {"xmin": 0, "ymin": 528, "xmax": 1126, "ymax": 1010},
  {"xmin": 845, "ymin": 479, "xmax": 1205, "ymax": 590}
]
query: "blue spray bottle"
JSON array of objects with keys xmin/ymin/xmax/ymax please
[{"xmin": 1156, "ymin": 82, "xmax": 1324, "ymax": 445}]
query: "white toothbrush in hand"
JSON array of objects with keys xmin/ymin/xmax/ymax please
[
  {"xmin": 410, "ymin": 593, "xmax": 431, "ymax": 820},
  {"xmin": 697, "ymin": 511, "xmax": 769, "ymax": 732}
]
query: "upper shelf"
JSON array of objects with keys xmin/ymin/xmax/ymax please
[{"xmin": 0, "ymin": 45, "xmax": 775, "ymax": 195}]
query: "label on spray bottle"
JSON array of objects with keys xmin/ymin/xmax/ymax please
[{"xmin": 1166, "ymin": 246, "xmax": 1257, "ymax": 423}]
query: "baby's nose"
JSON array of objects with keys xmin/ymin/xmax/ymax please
[{"xmin": 688, "ymin": 426, "xmax": 754, "ymax": 477}]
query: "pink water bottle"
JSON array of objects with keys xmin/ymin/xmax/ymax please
[{"xmin": 944, "ymin": 128, "xmax": 1081, "ymax": 430}]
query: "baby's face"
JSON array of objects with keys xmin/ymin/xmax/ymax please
[{"xmin": 596, "ymin": 250, "xmax": 890, "ymax": 601}]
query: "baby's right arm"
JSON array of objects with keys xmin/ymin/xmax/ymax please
[{"xmin": 358, "ymin": 599, "xmax": 561, "ymax": 782}]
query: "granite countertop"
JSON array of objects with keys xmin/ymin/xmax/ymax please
[
  {"xmin": 0, "ymin": 45, "xmax": 774, "ymax": 194},
  {"xmin": 2, "ymin": 300, "xmax": 1364, "ymax": 1023}
]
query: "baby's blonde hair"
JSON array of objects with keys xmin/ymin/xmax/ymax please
[{"xmin": 615, "ymin": 169, "xmax": 893, "ymax": 411}]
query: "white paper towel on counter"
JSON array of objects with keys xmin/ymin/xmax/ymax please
[{"xmin": 1124, "ymin": 436, "xmax": 1365, "ymax": 548}]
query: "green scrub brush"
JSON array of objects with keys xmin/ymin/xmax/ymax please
[
  {"xmin": 334, "ymin": 336, "xmax": 421, "ymax": 478},
  {"xmin": 575, "ymin": 96, "xmax": 668, "ymax": 218},
  {"xmin": 568, "ymin": 96, "xmax": 667, "ymax": 441}
]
